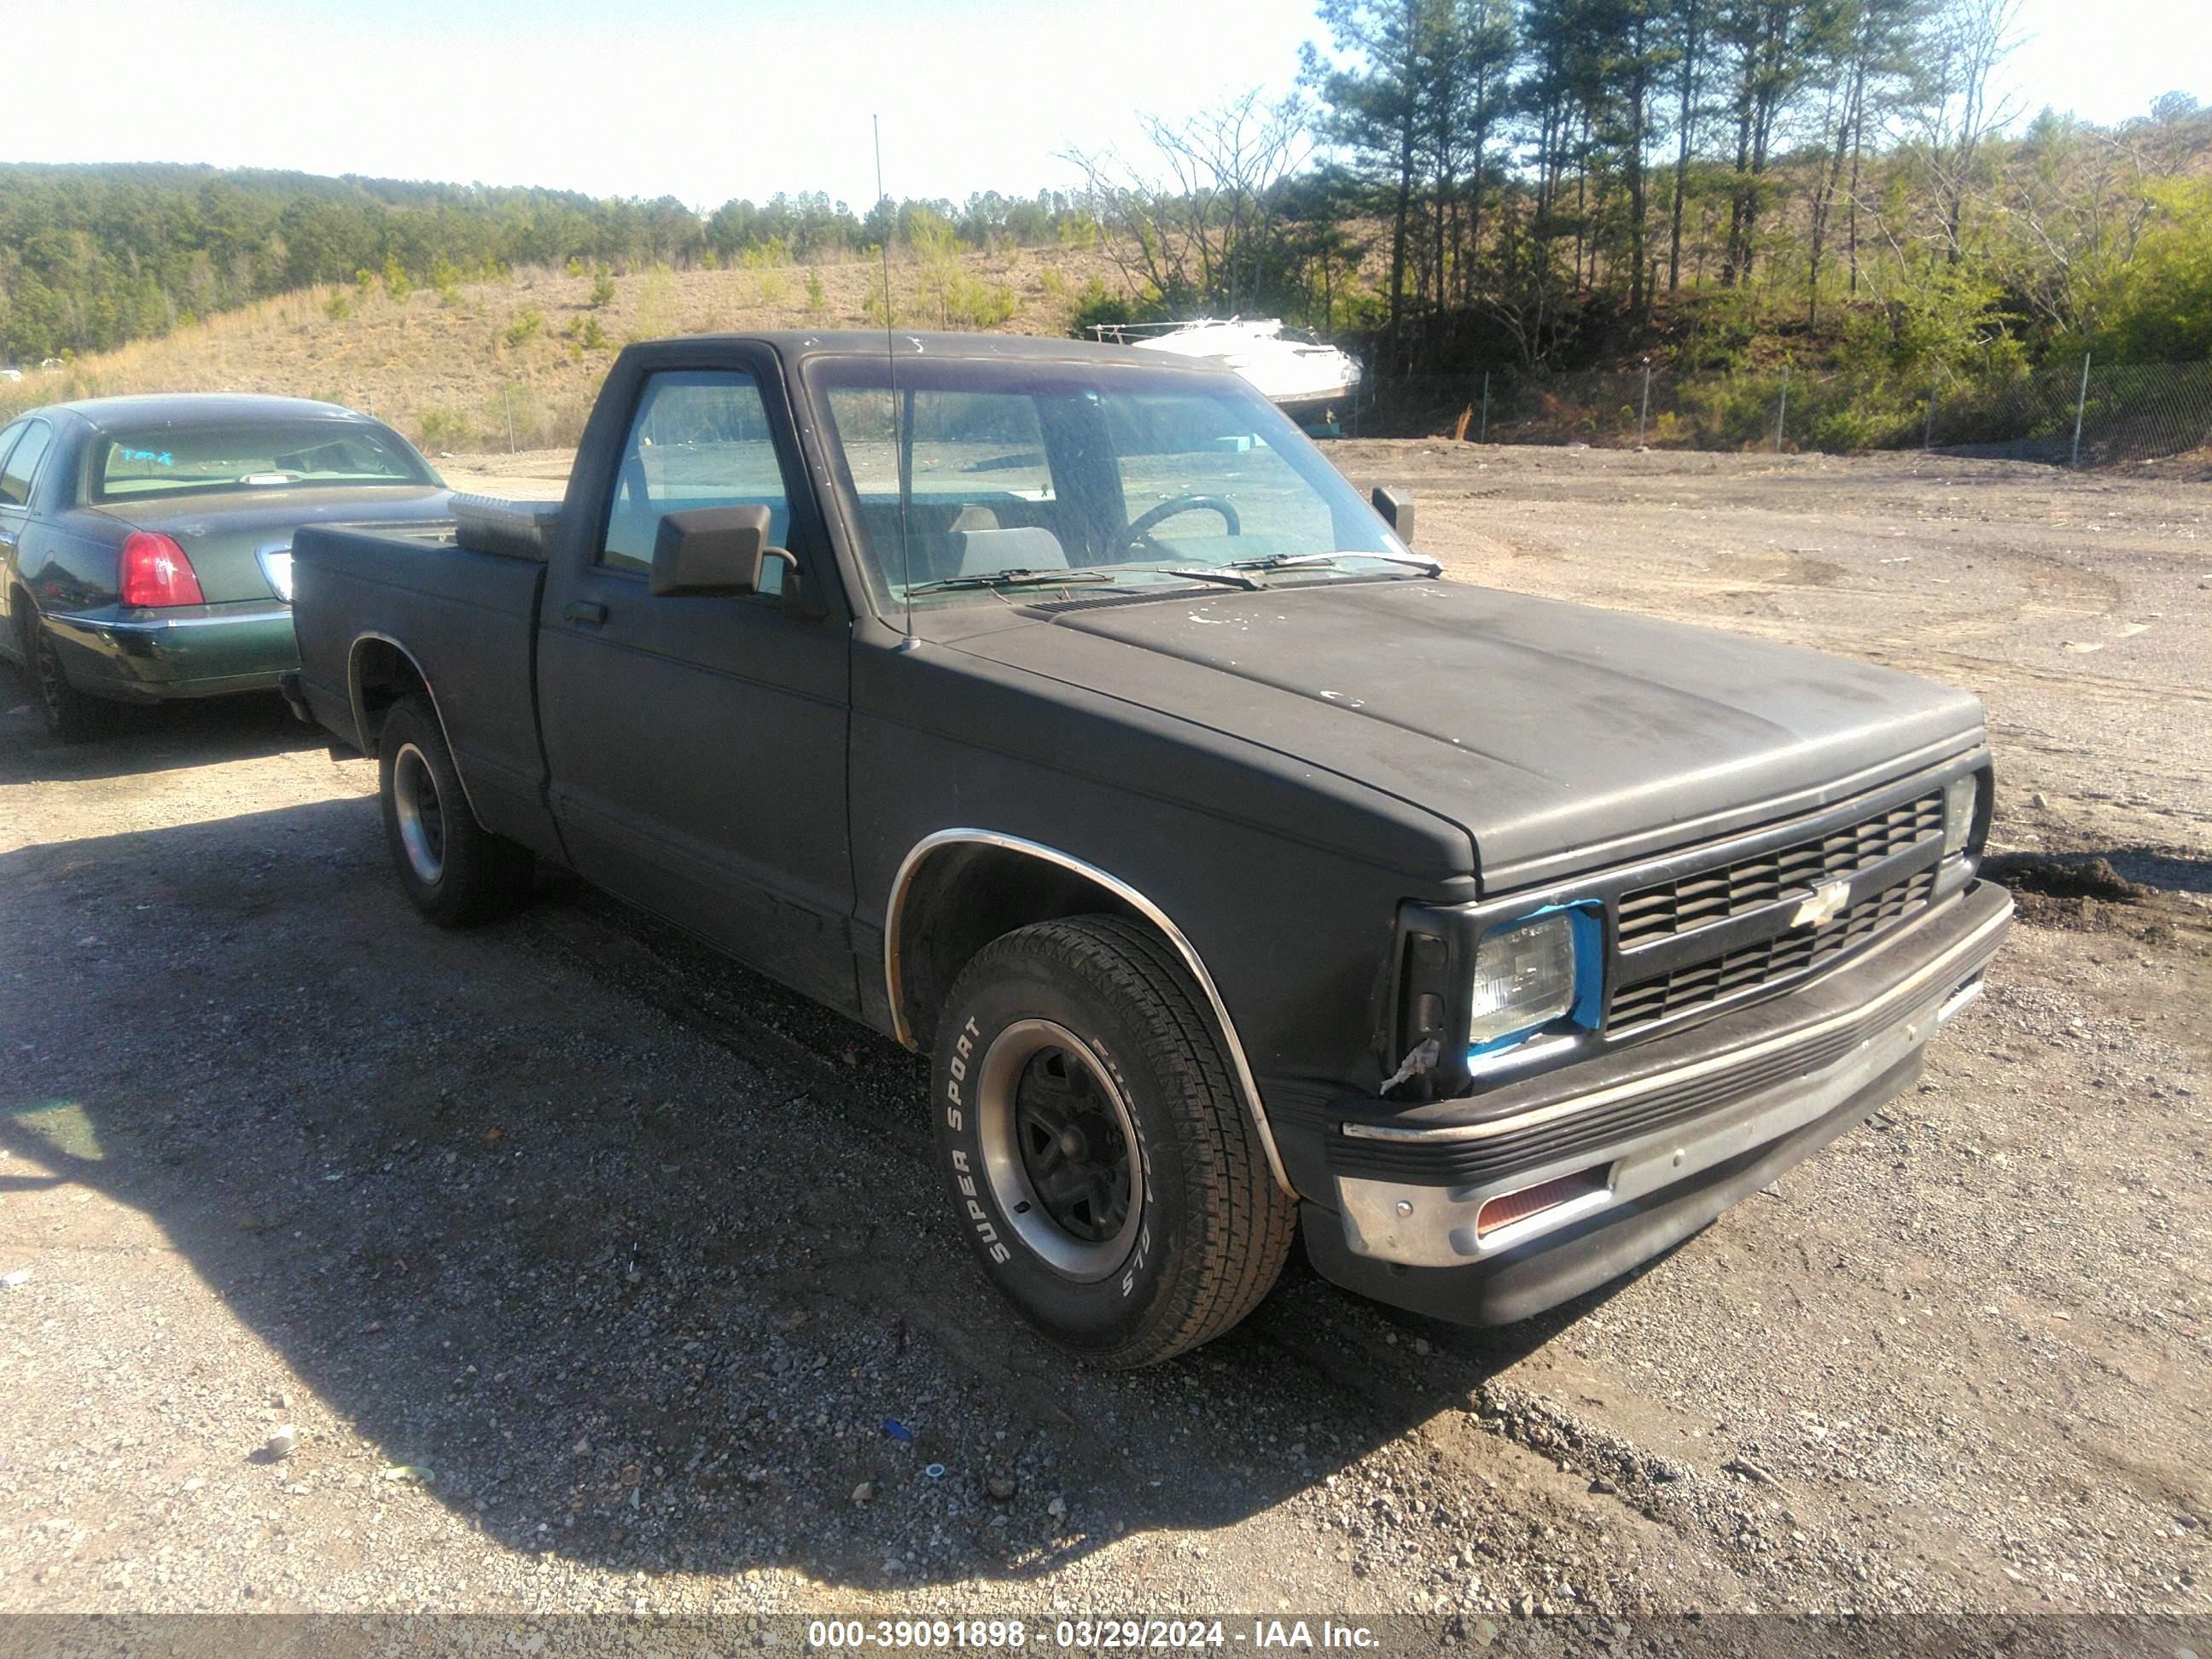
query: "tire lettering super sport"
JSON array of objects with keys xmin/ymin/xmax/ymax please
[{"xmin": 947, "ymin": 1017, "xmax": 1010, "ymax": 1265}]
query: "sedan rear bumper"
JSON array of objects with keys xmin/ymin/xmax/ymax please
[
  {"xmin": 1303, "ymin": 878, "xmax": 2011, "ymax": 1325},
  {"xmin": 41, "ymin": 602, "xmax": 298, "ymax": 701}
]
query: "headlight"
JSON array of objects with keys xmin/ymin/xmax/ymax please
[
  {"xmin": 1469, "ymin": 912, "xmax": 1579, "ymax": 1048},
  {"xmin": 1942, "ymin": 774, "xmax": 1980, "ymax": 854}
]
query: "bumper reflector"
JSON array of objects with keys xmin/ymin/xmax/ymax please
[{"xmin": 1475, "ymin": 1167, "xmax": 1610, "ymax": 1242}]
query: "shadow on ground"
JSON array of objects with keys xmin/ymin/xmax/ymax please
[
  {"xmin": 1, "ymin": 787, "xmax": 1627, "ymax": 1593},
  {"xmin": 0, "ymin": 664, "xmax": 325, "ymax": 785},
  {"xmin": 1987, "ymin": 846, "xmax": 2212, "ymax": 899}
]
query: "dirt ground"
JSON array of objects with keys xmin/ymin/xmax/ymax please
[{"xmin": 2, "ymin": 444, "xmax": 2207, "ymax": 1631}]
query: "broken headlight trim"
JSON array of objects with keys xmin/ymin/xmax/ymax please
[
  {"xmin": 1467, "ymin": 906, "xmax": 1600, "ymax": 1052},
  {"xmin": 1942, "ymin": 774, "xmax": 1979, "ymax": 855}
]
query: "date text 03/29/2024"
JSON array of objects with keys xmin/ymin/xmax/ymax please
[{"xmin": 805, "ymin": 1620, "xmax": 1380, "ymax": 1650}]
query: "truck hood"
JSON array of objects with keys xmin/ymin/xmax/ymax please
[
  {"xmin": 83, "ymin": 486, "xmax": 453, "ymax": 605},
  {"xmin": 938, "ymin": 578, "xmax": 1985, "ymax": 888}
]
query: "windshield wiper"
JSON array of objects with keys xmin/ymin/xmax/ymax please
[
  {"xmin": 1226, "ymin": 550, "xmax": 1443, "ymax": 576},
  {"xmin": 905, "ymin": 568, "xmax": 1120, "ymax": 596},
  {"xmin": 1158, "ymin": 566, "xmax": 1263, "ymax": 590}
]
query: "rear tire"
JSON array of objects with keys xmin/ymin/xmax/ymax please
[
  {"xmin": 30, "ymin": 613, "xmax": 107, "ymax": 744},
  {"xmin": 932, "ymin": 914, "xmax": 1295, "ymax": 1367},
  {"xmin": 377, "ymin": 695, "xmax": 534, "ymax": 926}
]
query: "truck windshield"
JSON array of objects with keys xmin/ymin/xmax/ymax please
[
  {"xmin": 807, "ymin": 358, "xmax": 1410, "ymax": 607},
  {"xmin": 91, "ymin": 421, "xmax": 435, "ymax": 503}
]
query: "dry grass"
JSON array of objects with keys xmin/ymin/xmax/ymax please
[{"xmin": 2, "ymin": 247, "xmax": 1132, "ymax": 455}]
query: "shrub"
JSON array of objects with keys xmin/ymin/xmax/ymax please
[
  {"xmin": 579, "ymin": 315, "xmax": 608, "ymax": 351},
  {"xmin": 805, "ymin": 268, "xmax": 826, "ymax": 314},
  {"xmin": 505, "ymin": 307, "xmax": 545, "ymax": 346},
  {"xmin": 632, "ymin": 268, "xmax": 676, "ymax": 341},
  {"xmin": 416, "ymin": 407, "xmax": 470, "ymax": 450},
  {"xmin": 323, "ymin": 293, "xmax": 351, "ymax": 322},
  {"xmin": 382, "ymin": 255, "xmax": 411, "ymax": 304},
  {"xmin": 950, "ymin": 276, "xmax": 1017, "ymax": 329},
  {"xmin": 588, "ymin": 267, "xmax": 617, "ymax": 308},
  {"xmin": 1068, "ymin": 278, "xmax": 1135, "ymax": 339},
  {"xmin": 757, "ymin": 271, "xmax": 793, "ymax": 308}
]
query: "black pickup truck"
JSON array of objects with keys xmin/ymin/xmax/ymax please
[{"xmin": 287, "ymin": 332, "xmax": 2011, "ymax": 1366}]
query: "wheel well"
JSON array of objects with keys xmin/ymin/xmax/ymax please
[
  {"xmin": 894, "ymin": 844, "xmax": 1141, "ymax": 1051},
  {"xmin": 350, "ymin": 637, "xmax": 428, "ymax": 756}
]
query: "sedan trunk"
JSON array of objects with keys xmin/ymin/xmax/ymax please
[{"xmin": 88, "ymin": 486, "xmax": 453, "ymax": 605}]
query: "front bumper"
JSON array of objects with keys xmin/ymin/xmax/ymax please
[
  {"xmin": 41, "ymin": 602, "xmax": 298, "ymax": 701},
  {"xmin": 1303, "ymin": 878, "xmax": 2011, "ymax": 1324}
]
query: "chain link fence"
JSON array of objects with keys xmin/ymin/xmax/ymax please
[{"xmin": 1350, "ymin": 358, "xmax": 2212, "ymax": 469}]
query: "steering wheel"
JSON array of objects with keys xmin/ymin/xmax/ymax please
[{"xmin": 1126, "ymin": 494, "xmax": 1241, "ymax": 552}]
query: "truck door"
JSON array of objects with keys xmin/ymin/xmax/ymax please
[{"xmin": 536, "ymin": 353, "xmax": 857, "ymax": 1010}]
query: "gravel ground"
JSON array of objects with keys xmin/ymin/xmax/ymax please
[{"xmin": 1, "ymin": 444, "xmax": 2206, "ymax": 1630}]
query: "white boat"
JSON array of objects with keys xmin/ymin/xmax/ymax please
[{"xmin": 1088, "ymin": 317, "xmax": 1362, "ymax": 423}]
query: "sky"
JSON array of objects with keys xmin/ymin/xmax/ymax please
[{"xmin": 3, "ymin": 0, "xmax": 2204, "ymax": 210}]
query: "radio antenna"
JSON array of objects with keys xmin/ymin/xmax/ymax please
[{"xmin": 874, "ymin": 114, "xmax": 914, "ymax": 640}]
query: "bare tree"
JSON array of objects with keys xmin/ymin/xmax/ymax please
[
  {"xmin": 1063, "ymin": 89, "xmax": 1313, "ymax": 316},
  {"xmin": 1910, "ymin": 0, "xmax": 2024, "ymax": 265}
]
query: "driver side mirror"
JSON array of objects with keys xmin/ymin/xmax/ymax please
[{"xmin": 649, "ymin": 504, "xmax": 798, "ymax": 598}]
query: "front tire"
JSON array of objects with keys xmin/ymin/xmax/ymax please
[
  {"xmin": 377, "ymin": 695, "xmax": 534, "ymax": 926},
  {"xmin": 932, "ymin": 915, "xmax": 1295, "ymax": 1367}
]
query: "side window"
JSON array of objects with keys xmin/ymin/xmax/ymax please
[
  {"xmin": 599, "ymin": 370, "xmax": 789, "ymax": 579},
  {"xmin": 0, "ymin": 419, "xmax": 48, "ymax": 507}
]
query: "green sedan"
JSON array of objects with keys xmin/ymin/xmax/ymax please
[{"xmin": 0, "ymin": 393, "xmax": 453, "ymax": 741}]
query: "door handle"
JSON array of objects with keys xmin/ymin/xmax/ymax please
[{"xmin": 563, "ymin": 600, "xmax": 608, "ymax": 626}]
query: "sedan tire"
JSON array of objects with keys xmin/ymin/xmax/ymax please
[
  {"xmin": 932, "ymin": 914, "xmax": 1295, "ymax": 1367},
  {"xmin": 30, "ymin": 614, "xmax": 106, "ymax": 744}
]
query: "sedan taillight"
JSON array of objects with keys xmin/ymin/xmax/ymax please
[{"xmin": 121, "ymin": 532, "xmax": 207, "ymax": 608}]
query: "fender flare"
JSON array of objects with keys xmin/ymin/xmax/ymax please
[
  {"xmin": 346, "ymin": 632, "xmax": 483, "ymax": 821},
  {"xmin": 885, "ymin": 828, "xmax": 1293, "ymax": 1196}
]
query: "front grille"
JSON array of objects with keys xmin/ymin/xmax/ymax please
[
  {"xmin": 1615, "ymin": 792, "xmax": 1943, "ymax": 946},
  {"xmin": 1609, "ymin": 869, "xmax": 1936, "ymax": 1032}
]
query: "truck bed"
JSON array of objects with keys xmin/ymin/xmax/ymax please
[{"xmin": 290, "ymin": 518, "xmax": 556, "ymax": 850}]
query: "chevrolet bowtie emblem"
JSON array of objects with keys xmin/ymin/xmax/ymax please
[{"xmin": 1793, "ymin": 878, "xmax": 1852, "ymax": 928}]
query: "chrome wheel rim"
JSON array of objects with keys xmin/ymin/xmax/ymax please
[
  {"xmin": 392, "ymin": 742, "xmax": 446, "ymax": 884},
  {"xmin": 976, "ymin": 1019, "xmax": 1143, "ymax": 1282}
]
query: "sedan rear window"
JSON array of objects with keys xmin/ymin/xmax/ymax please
[{"xmin": 92, "ymin": 421, "xmax": 434, "ymax": 502}]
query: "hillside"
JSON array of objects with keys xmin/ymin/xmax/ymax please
[{"xmin": 1, "ymin": 247, "xmax": 1124, "ymax": 454}]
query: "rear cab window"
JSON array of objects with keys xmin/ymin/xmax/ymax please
[{"xmin": 600, "ymin": 370, "xmax": 791, "ymax": 588}]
